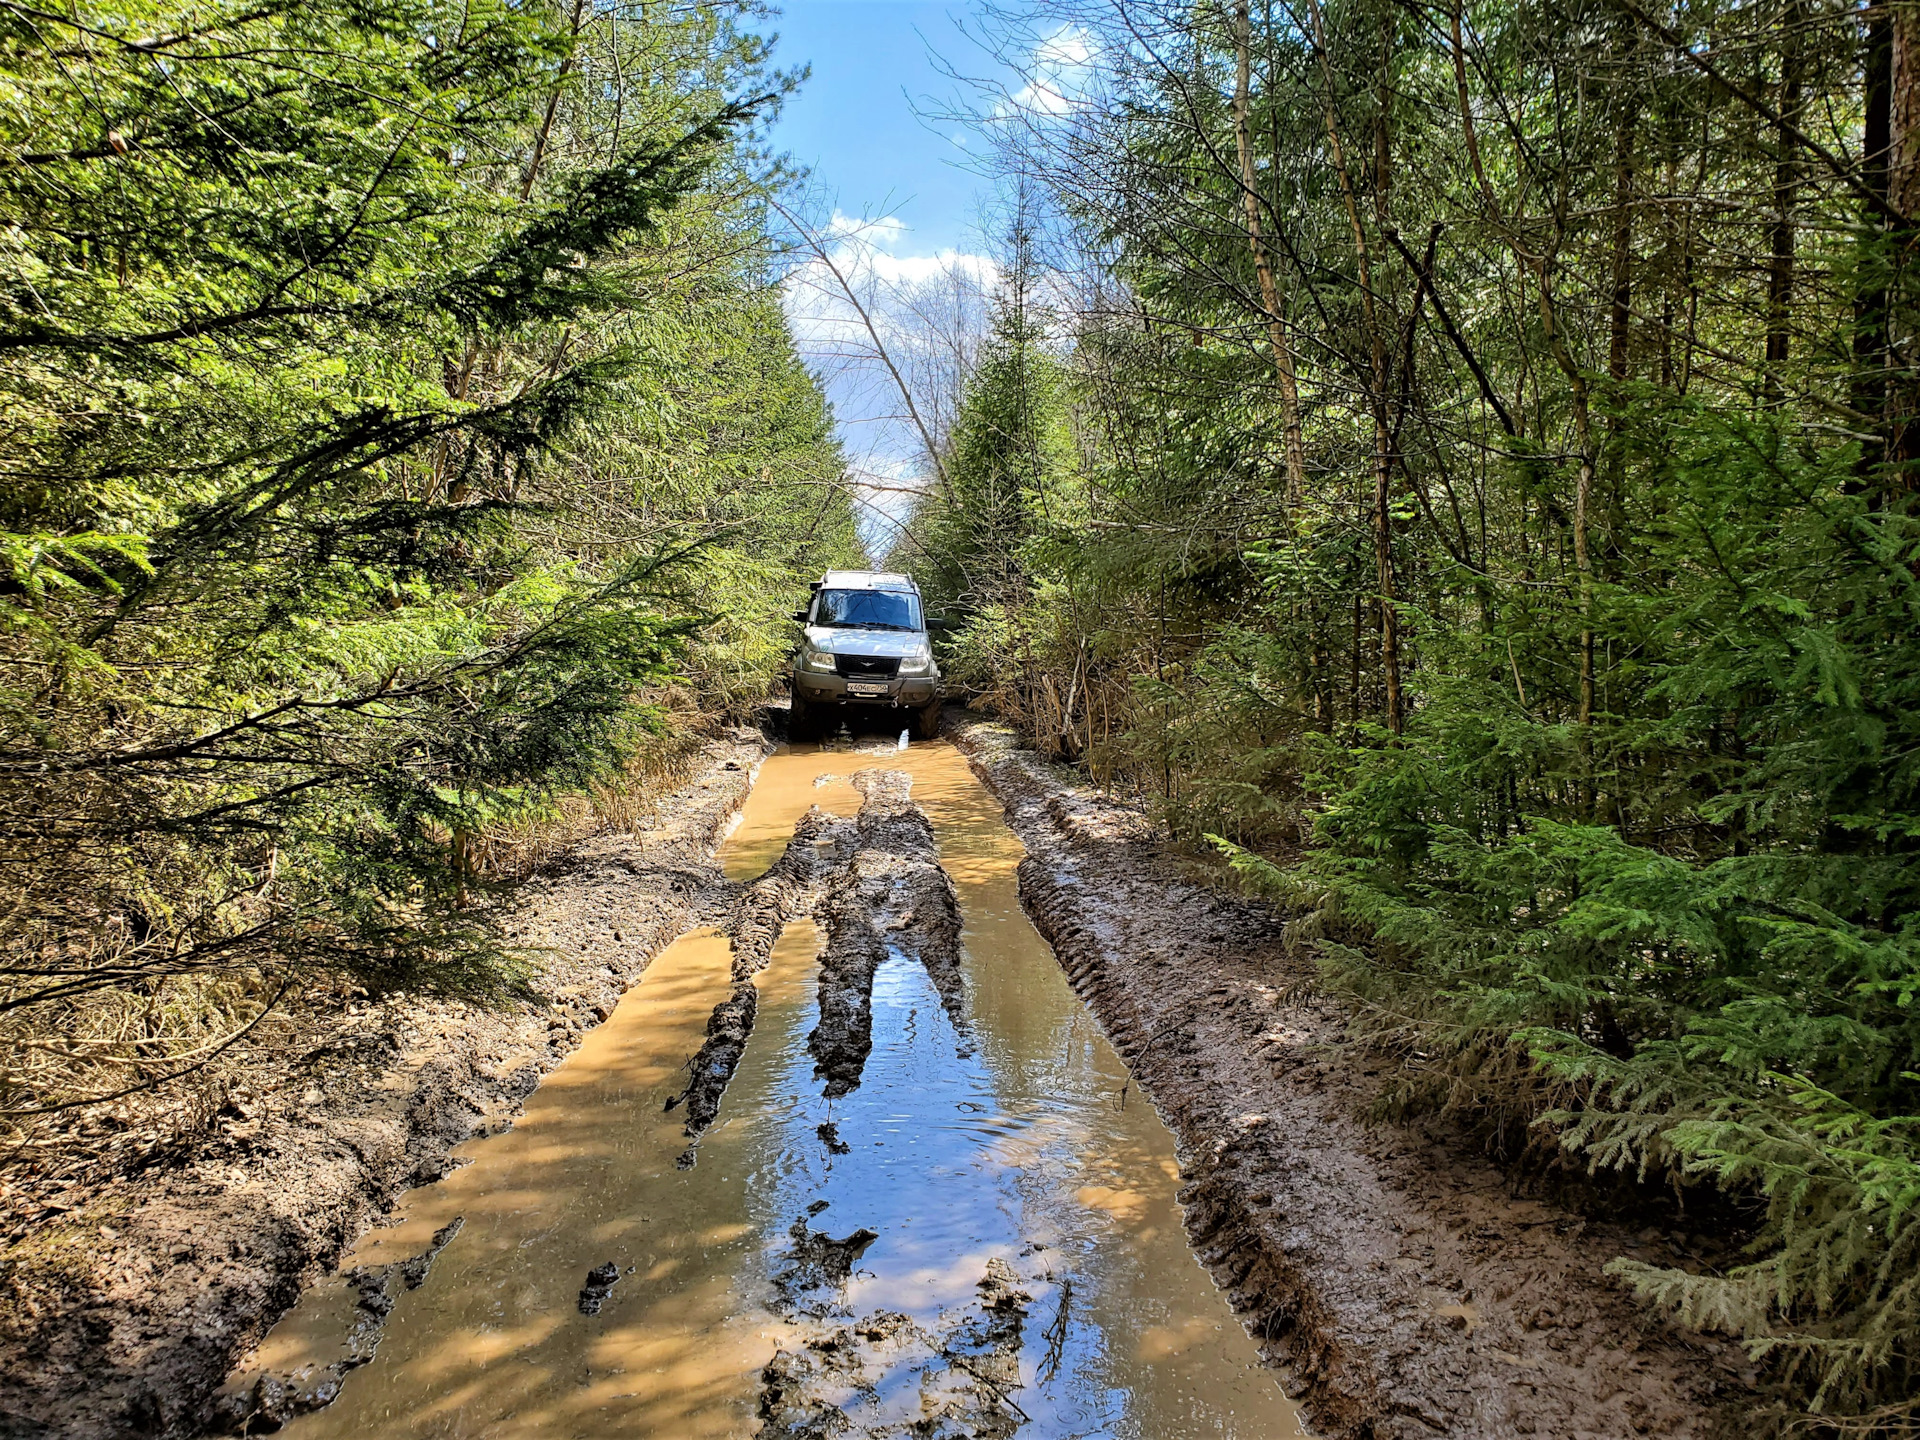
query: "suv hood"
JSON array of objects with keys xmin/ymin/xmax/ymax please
[{"xmin": 805, "ymin": 626, "xmax": 926, "ymax": 658}]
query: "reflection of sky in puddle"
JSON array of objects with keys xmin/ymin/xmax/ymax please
[
  {"xmin": 249, "ymin": 742, "xmax": 1305, "ymax": 1439},
  {"xmin": 751, "ymin": 952, "xmax": 1022, "ymax": 1319},
  {"xmin": 721, "ymin": 778, "xmax": 1299, "ymax": 1435}
]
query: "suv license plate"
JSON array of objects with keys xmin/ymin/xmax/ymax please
[{"xmin": 846, "ymin": 681, "xmax": 889, "ymax": 696}]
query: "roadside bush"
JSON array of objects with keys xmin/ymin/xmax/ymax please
[{"xmin": 1218, "ymin": 404, "xmax": 1920, "ymax": 1423}]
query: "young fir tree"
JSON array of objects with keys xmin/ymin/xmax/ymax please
[
  {"xmin": 915, "ymin": 239, "xmax": 1070, "ymax": 616},
  {"xmin": 0, "ymin": 0, "xmax": 854, "ymax": 1118}
]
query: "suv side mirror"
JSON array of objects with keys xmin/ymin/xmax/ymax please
[
  {"xmin": 792, "ymin": 609, "xmax": 810, "ymax": 623},
  {"xmin": 927, "ymin": 616, "xmax": 957, "ymax": 634}
]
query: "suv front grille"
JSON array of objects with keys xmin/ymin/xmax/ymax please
[{"xmin": 834, "ymin": 654, "xmax": 900, "ymax": 680}]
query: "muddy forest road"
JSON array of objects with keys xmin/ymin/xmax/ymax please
[{"xmin": 2, "ymin": 714, "xmax": 1754, "ymax": 1439}]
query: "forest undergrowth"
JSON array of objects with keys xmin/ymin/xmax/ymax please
[{"xmin": 884, "ymin": 0, "xmax": 1920, "ymax": 1428}]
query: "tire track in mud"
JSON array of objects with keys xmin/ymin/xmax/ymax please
[
  {"xmin": 679, "ymin": 766, "xmax": 973, "ymax": 1141},
  {"xmin": 214, "ymin": 738, "xmax": 1323, "ymax": 1439},
  {"xmin": 676, "ymin": 806, "xmax": 856, "ymax": 1140},
  {"xmin": 755, "ymin": 767, "xmax": 1028, "ymax": 1439},
  {"xmin": 810, "ymin": 770, "xmax": 971, "ymax": 1098},
  {"xmin": 949, "ymin": 714, "xmax": 1755, "ymax": 1440},
  {"xmin": 665, "ymin": 762, "xmax": 1020, "ymax": 1438}
]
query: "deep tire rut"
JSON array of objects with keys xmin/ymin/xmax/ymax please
[
  {"xmin": 683, "ymin": 766, "xmax": 971, "ymax": 1137},
  {"xmin": 809, "ymin": 770, "xmax": 970, "ymax": 1099},
  {"xmin": 949, "ymin": 713, "xmax": 1757, "ymax": 1440},
  {"xmin": 678, "ymin": 807, "xmax": 855, "ymax": 1139}
]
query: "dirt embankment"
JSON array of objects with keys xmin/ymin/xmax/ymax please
[
  {"xmin": 949, "ymin": 713, "xmax": 1758, "ymax": 1440},
  {"xmin": 0, "ymin": 728, "xmax": 773, "ymax": 1440}
]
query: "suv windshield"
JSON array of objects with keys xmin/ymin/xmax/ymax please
[{"xmin": 814, "ymin": 588, "xmax": 921, "ymax": 631}]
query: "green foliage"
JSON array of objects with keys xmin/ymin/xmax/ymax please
[
  {"xmin": 0, "ymin": 0, "xmax": 858, "ymax": 1116},
  {"xmin": 914, "ymin": 281, "xmax": 1074, "ymax": 621},
  {"xmin": 939, "ymin": 0, "xmax": 1920, "ymax": 1422}
]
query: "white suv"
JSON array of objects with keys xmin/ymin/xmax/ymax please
[{"xmin": 789, "ymin": 570, "xmax": 943, "ymax": 740}]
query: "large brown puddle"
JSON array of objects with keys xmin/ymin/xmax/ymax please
[{"xmin": 234, "ymin": 738, "xmax": 1307, "ymax": 1437}]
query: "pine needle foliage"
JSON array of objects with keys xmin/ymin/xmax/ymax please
[
  {"xmin": 0, "ymin": 0, "xmax": 859, "ymax": 1120},
  {"xmin": 932, "ymin": 0, "xmax": 1920, "ymax": 1422}
]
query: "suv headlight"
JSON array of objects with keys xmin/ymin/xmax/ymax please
[
  {"xmin": 799, "ymin": 644, "xmax": 836, "ymax": 674},
  {"xmin": 897, "ymin": 645, "xmax": 936, "ymax": 677}
]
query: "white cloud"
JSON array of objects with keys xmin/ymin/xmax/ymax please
[
  {"xmin": 781, "ymin": 242, "xmax": 997, "ymax": 356},
  {"xmin": 826, "ymin": 210, "xmax": 907, "ymax": 249},
  {"xmin": 1003, "ymin": 23, "xmax": 1097, "ymax": 119},
  {"xmin": 779, "ymin": 230, "xmax": 1001, "ymax": 560}
]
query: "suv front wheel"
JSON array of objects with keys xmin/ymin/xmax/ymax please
[{"xmin": 910, "ymin": 696, "xmax": 943, "ymax": 740}]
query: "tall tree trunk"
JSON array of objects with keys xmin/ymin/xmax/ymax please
[
  {"xmin": 1888, "ymin": 0, "xmax": 1920, "ymax": 477},
  {"xmin": 1854, "ymin": 3, "xmax": 1892, "ymax": 487},
  {"xmin": 1764, "ymin": 0, "xmax": 1804, "ymax": 405},
  {"xmin": 1892, "ymin": 0, "xmax": 1920, "ymax": 219},
  {"xmin": 1602, "ymin": 100, "xmax": 1635, "ymax": 583},
  {"xmin": 1538, "ymin": 266, "xmax": 1597, "ymax": 808},
  {"xmin": 1307, "ymin": 0, "xmax": 1402, "ymax": 733},
  {"xmin": 1233, "ymin": 0, "xmax": 1307, "ymax": 509},
  {"xmin": 1607, "ymin": 125, "xmax": 1635, "ymax": 390},
  {"xmin": 521, "ymin": 0, "xmax": 592, "ymax": 202}
]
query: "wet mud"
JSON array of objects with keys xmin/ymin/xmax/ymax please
[
  {"xmin": 949, "ymin": 714, "xmax": 1758, "ymax": 1439},
  {"xmin": 679, "ymin": 809, "xmax": 855, "ymax": 1141},
  {"xmin": 771, "ymin": 1213, "xmax": 881, "ymax": 1312},
  {"xmin": 213, "ymin": 731, "xmax": 1304, "ymax": 1439},
  {"xmin": 807, "ymin": 850, "xmax": 891, "ymax": 1099},
  {"xmin": 809, "ymin": 769, "xmax": 972, "ymax": 1100},
  {"xmin": 0, "ymin": 730, "xmax": 774, "ymax": 1440},
  {"xmin": 576, "ymin": 1262, "xmax": 623, "ymax": 1317}
]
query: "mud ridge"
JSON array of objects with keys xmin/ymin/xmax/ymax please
[
  {"xmin": 725, "ymin": 806, "xmax": 854, "ymax": 984},
  {"xmin": 948, "ymin": 711, "xmax": 1758, "ymax": 1440},
  {"xmin": 0, "ymin": 730, "xmax": 775, "ymax": 1440},
  {"xmin": 850, "ymin": 770, "xmax": 971, "ymax": 1051},
  {"xmin": 677, "ymin": 809, "xmax": 855, "ymax": 1140},
  {"xmin": 810, "ymin": 772, "xmax": 972, "ymax": 1097},
  {"xmin": 809, "ymin": 854, "xmax": 893, "ymax": 1098}
]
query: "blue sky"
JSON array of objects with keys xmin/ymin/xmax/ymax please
[
  {"xmin": 757, "ymin": 1, "xmax": 1005, "ymax": 552},
  {"xmin": 761, "ymin": 1, "xmax": 987, "ymax": 256},
  {"xmin": 752, "ymin": 1, "xmax": 1097, "ymax": 552}
]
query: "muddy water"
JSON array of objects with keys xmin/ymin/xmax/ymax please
[{"xmin": 240, "ymin": 739, "xmax": 1306, "ymax": 1437}]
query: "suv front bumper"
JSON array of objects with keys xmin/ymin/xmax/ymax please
[{"xmin": 793, "ymin": 669, "xmax": 939, "ymax": 707}]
